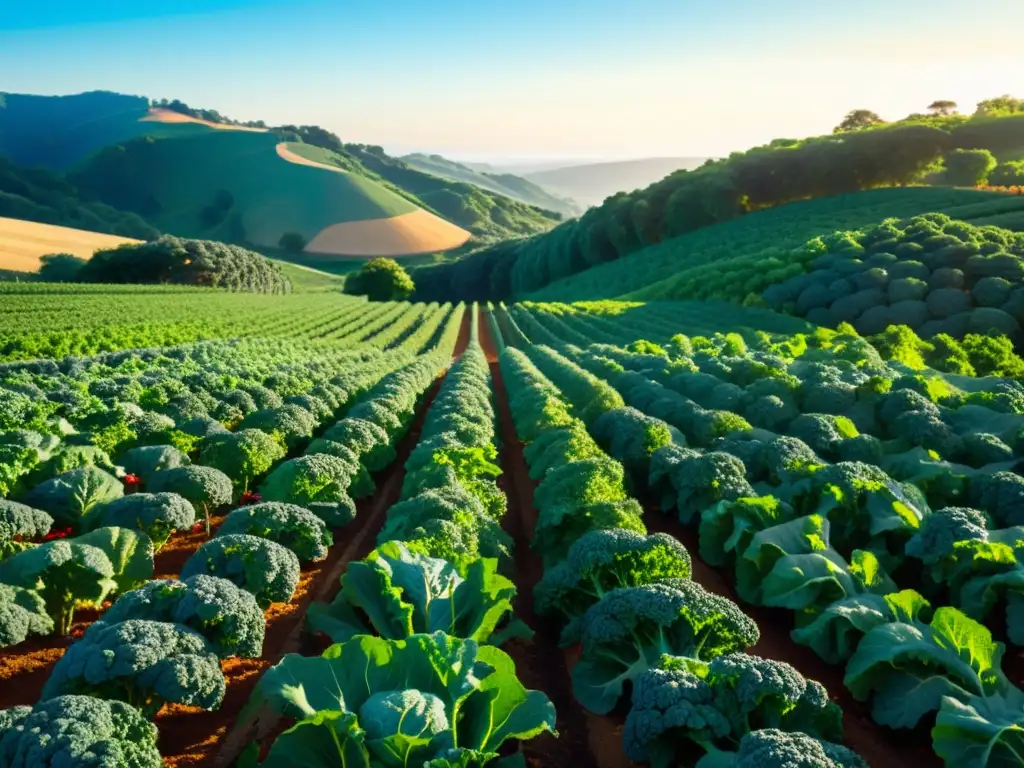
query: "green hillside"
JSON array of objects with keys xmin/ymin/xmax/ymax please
[
  {"xmin": 69, "ymin": 131, "xmax": 422, "ymax": 247},
  {"xmin": 401, "ymin": 152, "xmax": 582, "ymax": 218},
  {"xmin": 0, "ymin": 91, "xmax": 213, "ymax": 170},
  {"xmin": 411, "ymin": 112, "xmax": 1024, "ymax": 302}
]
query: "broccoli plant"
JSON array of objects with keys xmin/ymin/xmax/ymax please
[
  {"xmin": 259, "ymin": 455, "xmax": 358, "ymax": 528},
  {"xmin": 199, "ymin": 429, "xmax": 286, "ymax": 495},
  {"xmin": 216, "ymin": 502, "xmax": 332, "ymax": 562},
  {"xmin": 571, "ymin": 579, "xmax": 760, "ymax": 715},
  {"xmin": 117, "ymin": 445, "xmax": 191, "ymax": 483},
  {"xmin": 0, "ymin": 444, "xmax": 40, "ymax": 499},
  {"xmin": 0, "ymin": 695, "xmax": 162, "ymax": 767},
  {"xmin": 91, "ymin": 574, "xmax": 265, "ymax": 658},
  {"xmin": 23, "ymin": 467, "xmax": 123, "ymax": 532},
  {"xmin": 696, "ymin": 728, "xmax": 868, "ymax": 768},
  {"xmin": 652, "ymin": 449, "xmax": 756, "ymax": 525},
  {"xmin": 147, "ymin": 465, "xmax": 233, "ymax": 535},
  {"xmin": 306, "ymin": 540, "xmax": 525, "ymax": 646},
  {"xmin": 534, "ymin": 529, "xmax": 693, "ymax": 646},
  {"xmin": 844, "ymin": 591, "xmax": 1016, "ymax": 729},
  {"xmin": 181, "ymin": 533, "xmax": 300, "ymax": 608},
  {"xmin": 0, "ymin": 539, "xmax": 116, "ymax": 635},
  {"xmin": 969, "ymin": 471, "xmax": 1024, "ymax": 527},
  {"xmin": 321, "ymin": 417, "xmax": 395, "ymax": 472},
  {"xmin": 0, "ymin": 500, "xmax": 53, "ymax": 561},
  {"xmin": 0, "ymin": 583, "xmax": 53, "ymax": 648},
  {"xmin": 42, "ymin": 619, "xmax": 225, "ymax": 717},
  {"xmin": 932, "ymin": 688, "xmax": 1024, "ymax": 768},
  {"xmin": 377, "ymin": 487, "xmax": 513, "ymax": 570},
  {"xmin": 698, "ymin": 496, "xmax": 791, "ymax": 569},
  {"xmin": 90, "ymin": 493, "xmax": 196, "ymax": 551},
  {"xmin": 623, "ymin": 653, "xmax": 844, "ymax": 767},
  {"xmin": 905, "ymin": 506, "xmax": 1024, "ymax": 644},
  {"xmin": 238, "ymin": 404, "xmax": 317, "ymax": 451},
  {"xmin": 303, "ymin": 439, "xmax": 375, "ymax": 498},
  {"xmin": 592, "ymin": 407, "xmax": 674, "ymax": 481},
  {"xmin": 245, "ymin": 632, "xmax": 556, "ymax": 767}
]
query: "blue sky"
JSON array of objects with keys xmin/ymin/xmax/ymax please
[{"xmin": 2, "ymin": 0, "xmax": 1022, "ymax": 162}]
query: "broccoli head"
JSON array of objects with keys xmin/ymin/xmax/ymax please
[
  {"xmin": 146, "ymin": 465, "xmax": 232, "ymax": 534},
  {"xmin": 960, "ymin": 432, "xmax": 1015, "ymax": 468},
  {"xmin": 217, "ymin": 501, "xmax": 332, "ymax": 562},
  {"xmin": 199, "ymin": 429, "xmax": 286, "ymax": 494},
  {"xmin": 117, "ymin": 445, "xmax": 191, "ymax": 483},
  {"xmin": 93, "ymin": 574, "xmax": 264, "ymax": 658},
  {"xmin": 181, "ymin": 533, "xmax": 300, "ymax": 608},
  {"xmin": 0, "ymin": 695, "xmax": 161, "ymax": 767},
  {"xmin": 968, "ymin": 471, "xmax": 1024, "ymax": 527},
  {"xmin": 666, "ymin": 452, "xmax": 756, "ymax": 525},
  {"xmin": 42, "ymin": 619, "xmax": 225, "ymax": 717},
  {"xmin": 720, "ymin": 728, "xmax": 868, "ymax": 768},
  {"xmin": 572, "ymin": 579, "xmax": 759, "ymax": 715},
  {"xmin": 905, "ymin": 507, "xmax": 990, "ymax": 565},
  {"xmin": 623, "ymin": 664, "xmax": 731, "ymax": 766},
  {"xmin": 258, "ymin": 455, "xmax": 357, "ymax": 528},
  {"xmin": 237, "ymin": 404, "xmax": 317, "ymax": 451},
  {"xmin": 321, "ymin": 417, "xmax": 395, "ymax": 472},
  {"xmin": 0, "ymin": 500, "xmax": 53, "ymax": 560},
  {"xmin": 358, "ymin": 689, "xmax": 454, "ymax": 764},
  {"xmin": 378, "ymin": 486, "xmax": 512, "ymax": 568},
  {"xmin": 623, "ymin": 654, "xmax": 842, "ymax": 768},
  {"xmin": 0, "ymin": 583, "xmax": 53, "ymax": 648},
  {"xmin": 91, "ymin": 493, "xmax": 196, "ymax": 551},
  {"xmin": 534, "ymin": 529, "xmax": 692, "ymax": 646},
  {"xmin": 532, "ymin": 498, "xmax": 647, "ymax": 568},
  {"xmin": 787, "ymin": 415, "xmax": 857, "ymax": 460}
]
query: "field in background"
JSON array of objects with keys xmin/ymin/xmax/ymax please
[{"xmin": 0, "ymin": 216, "xmax": 139, "ymax": 273}]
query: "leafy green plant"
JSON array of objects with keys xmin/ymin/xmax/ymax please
[{"xmin": 243, "ymin": 632, "xmax": 556, "ymax": 767}]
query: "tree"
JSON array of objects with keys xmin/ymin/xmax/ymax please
[
  {"xmin": 975, "ymin": 95, "xmax": 1024, "ymax": 116},
  {"xmin": 37, "ymin": 253, "xmax": 86, "ymax": 282},
  {"xmin": 989, "ymin": 161, "xmax": 1024, "ymax": 187},
  {"xmin": 927, "ymin": 100, "xmax": 958, "ymax": 116},
  {"xmin": 833, "ymin": 110, "xmax": 884, "ymax": 133},
  {"xmin": 278, "ymin": 232, "xmax": 307, "ymax": 253},
  {"xmin": 344, "ymin": 258, "xmax": 415, "ymax": 301},
  {"xmin": 942, "ymin": 148, "xmax": 997, "ymax": 186}
]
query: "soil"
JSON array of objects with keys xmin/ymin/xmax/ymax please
[
  {"xmin": 480, "ymin": 307, "xmax": 629, "ymax": 768},
  {"xmin": 210, "ymin": 314, "xmax": 472, "ymax": 766},
  {"xmin": 642, "ymin": 510, "xmax": 942, "ymax": 768}
]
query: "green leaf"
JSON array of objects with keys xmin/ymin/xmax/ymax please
[
  {"xmin": 74, "ymin": 526, "xmax": 154, "ymax": 594},
  {"xmin": 933, "ymin": 692, "xmax": 1024, "ymax": 768},
  {"xmin": 460, "ymin": 645, "xmax": 557, "ymax": 753},
  {"xmin": 735, "ymin": 515, "xmax": 830, "ymax": 605},
  {"xmin": 844, "ymin": 606, "xmax": 1009, "ymax": 728},
  {"xmin": 259, "ymin": 710, "xmax": 371, "ymax": 768},
  {"xmin": 791, "ymin": 593, "xmax": 893, "ymax": 664}
]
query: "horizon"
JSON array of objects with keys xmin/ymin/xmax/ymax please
[{"xmin": 2, "ymin": 0, "xmax": 1023, "ymax": 163}]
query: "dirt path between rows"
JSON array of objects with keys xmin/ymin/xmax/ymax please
[
  {"xmin": 480, "ymin": 307, "xmax": 628, "ymax": 768},
  {"xmin": 642, "ymin": 510, "xmax": 941, "ymax": 768},
  {"xmin": 209, "ymin": 313, "xmax": 471, "ymax": 766}
]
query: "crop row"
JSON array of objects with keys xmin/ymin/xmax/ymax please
[
  {"xmin": 492, "ymin": 333, "xmax": 871, "ymax": 766},
  {"xmin": 232, "ymin": 309, "xmax": 560, "ymax": 767},
  {"xmin": 502, "ymin": 307, "xmax": 1024, "ymax": 766},
  {"xmin": 0, "ymin": 304, "xmax": 466, "ymax": 764}
]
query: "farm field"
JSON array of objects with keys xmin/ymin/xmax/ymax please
[
  {"xmin": 0, "ymin": 217, "xmax": 140, "ymax": 273},
  {"xmin": 4, "ymin": 283, "xmax": 1024, "ymax": 767}
]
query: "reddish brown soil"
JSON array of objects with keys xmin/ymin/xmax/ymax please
[
  {"xmin": 643, "ymin": 511, "xmax": 941, "ymax": 768},
  {"xmin": 481, "ymin": 308, "xmax": 626, "ymax": 768},
  {"xmin": 211, "ymin": 313, "xmax": 471, "ymax": 766}
]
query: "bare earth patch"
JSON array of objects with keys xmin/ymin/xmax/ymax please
[
  {"xmin": 304, "ymin": 210, "xmax": 472, "ymax": 257},
  {"xmin": 0, "ymin": 217, "xmax": 140, "ymax": 272},
  {"xmin": 142, "ymin": 108, "xmax": 268, "ymax": 132}
]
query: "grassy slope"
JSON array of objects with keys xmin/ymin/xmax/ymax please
[
  {"xmin": 72, "ymin": 130, "xmax": 430, "ymax": 248},
  {"xmin": 529, "ymin": 187, "xmax": 1024, "ymax": 302},
  {"xmin": 267, "ymin": 258, "xmax": 347, "ymax": 292},
  {"xmin": 401, "ymin": 153, "xmax": 582, "ymax": 217}
]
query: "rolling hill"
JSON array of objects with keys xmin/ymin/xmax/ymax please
[
  {"xmin": 400, "ymin": 152, "xmax": 583, "ymax": 218},
  {"xmin": 0, "ymin": 90, "xmax": 561, "ymax": 262},
  {"xmin": 521, "ymin": 157, "xmax": 711, "ymax": 207}
]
